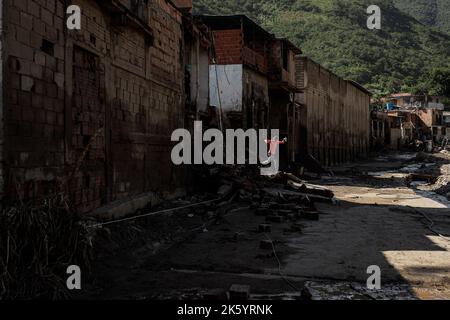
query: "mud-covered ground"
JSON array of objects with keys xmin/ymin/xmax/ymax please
[{"xmin": 80, "ymin": 151, "xmax": 450, "ymax": 300}]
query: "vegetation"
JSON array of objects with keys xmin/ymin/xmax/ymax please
[
  {"xmin": 412, "ymin": 68, "xmax": 450, "ymax": 100},
  {"xmin": 194, "ymin": 0, "xmax": 450, "ymax": 96},
  {"xmin": 394, "ymin": 0, "xmax": 450, "ymax": 35},
  {"xmin": 0, "ymin": 196, "xmax": 93, "ymax": 299}
]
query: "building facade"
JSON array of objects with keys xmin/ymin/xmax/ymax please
[
  {"xmin": 0, "ymin": 0, "xmax": 186, "ymax": 212},
  {"xmin": 295, "ymin": 57, "xmax": 371, "ymax": 166},
  {"xmin": 200, "ymin": 15, "xmax": 272, "ymax": 131}
]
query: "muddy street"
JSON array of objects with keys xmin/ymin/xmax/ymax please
[{"xmin": 83, "ymin": 152, "xmax": 450, "ymax": 300}]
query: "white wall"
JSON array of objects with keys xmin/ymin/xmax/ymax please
[{"xmin": 209, "ymin": 64, "xmax": 243, "ymax": 112}]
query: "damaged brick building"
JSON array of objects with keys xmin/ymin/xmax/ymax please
[{"xmin": 0, "ymin": 0, "xmax": 186, "ymax": 212}]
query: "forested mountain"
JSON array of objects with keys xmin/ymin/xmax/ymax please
[
  {"xmin": 393, "ymin": 0, "xmax": 450, "ymax": 35},
  {"xmin": 194, "ymin": 0, "xmax": 450, "ymax": 95}
]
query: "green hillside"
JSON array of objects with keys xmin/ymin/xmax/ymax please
[
  {"xmin": 194, "ymin": 0, "xmax": 450, "ymax": 95},
  {"xmin": 393, "ymin": 0, "xmax": 450, "ymax": 35}
]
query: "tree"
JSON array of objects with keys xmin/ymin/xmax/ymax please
[{"xmin": 413, "ymin": 68, "xmax": 450, "ymax": 97}]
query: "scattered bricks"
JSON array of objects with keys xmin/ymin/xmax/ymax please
[
  {"xmin": 255, "ymin": 208, "xmax": 272, "ymax": 216},
  {"xmin": 252, "ymin": 194, "xmax": 261, "ymax": 201},
  {"xmin": 229, "ymin": 285, "xmax": 250, "ymax": 301},
  {"xmin": 279, "ymin": 203, "xmax": 298, "ymax": 210},
  {"xmin": 299, "ymin": 211, "xmax": 319, "ymax": 221},
  {"xmin": 259, "ymin": 239, "xmax": 274, "ymax": 250},
  {"xmin": 287, "ymin": 213, "xmax": 296, "ymax": 221},
  {"xmin": 233, "ymin": 232, "xmax": 244, "ymax": 241},
  {"xmin": 258, "ymin": 223, "xmax": 272, "ymax": 233},
  {"xmin": 290, "ymin": 223, "xmax": 303, "ymax": 233},
  {"xmin": 268, "ymin": 202, "xmax": 279, "ymax": 209},
  {"xmin": 250, "ymin": 202, "xmax": 259, "ymax": 209},
  {"xmin": 204, "ymin": 288, "xmax": 228, "ymax": 301},
  {"xmin": 266, "ymin": 214, "xmax": 284, "ymax": 223},
  {"xmin": 278, "ymin": 209, "xmax": 294, "ymax": 216}
]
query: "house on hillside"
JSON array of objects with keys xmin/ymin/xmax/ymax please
[{"xmin": 388, "ymin": 93, "xmax": 448, "ymax": 110}]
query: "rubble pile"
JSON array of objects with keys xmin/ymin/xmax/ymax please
[{"xmin": 204, "ymin": 167, "xmax": 336, "ymax": 226}]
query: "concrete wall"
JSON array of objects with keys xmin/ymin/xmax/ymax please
[
  {"xmin": 295, "ymin": 57, "xmax": 370, "ymax": 166},
  {"xmin": 2, "ymin": 0, "xmax": 184, "ymax": 213}
]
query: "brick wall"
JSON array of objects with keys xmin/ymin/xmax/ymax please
[
  {"xmin": 4, "ymin": 0, "xmax": 67, "ymax": 201},
  {"xmin": 2, "ymin": 0, "xmax": 184, "ymax": 213},
  {"xmin": 213, "ymin": 29, "xmax": 242, "ymax": 65}
]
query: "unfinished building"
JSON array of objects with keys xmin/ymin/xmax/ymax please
[
  {"xmin": 199, "ymin": 15, "xmax": 272, "ymax": 131},
  {"xmin": 0, "ymin": 0, "xmax": 186, "ymax": 212},
  {"xmin": 295, "ymin": 57, "xmax": 371, "ymax": 166}
]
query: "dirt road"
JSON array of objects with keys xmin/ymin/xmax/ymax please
[{"xmin": 84, "ymin": 152, "xmax": 450, "ymax": 300}]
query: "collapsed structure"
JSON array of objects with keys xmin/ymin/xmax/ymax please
[{"xmin": 0, "ymin": 1, "xmax": 371, "ymax": 214}]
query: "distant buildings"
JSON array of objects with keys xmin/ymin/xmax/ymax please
[
  {"xmin": 387, "ymin": 93, "xmax": 448, "ymax": 110},
  {"xmin": 372, "ymin": 93, "xmax": 450, "ymax": 150}
]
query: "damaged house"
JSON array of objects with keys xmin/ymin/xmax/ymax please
[
  {"xmin": 199, "ymin": 15, "xmax": 272, "ymax": 131},
  {"xmin": 267, "ymin": 38, "xmax": 302, "ymax": 169}
]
